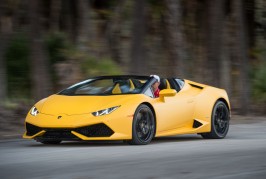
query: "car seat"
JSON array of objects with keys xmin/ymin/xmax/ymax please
[{"xmin": 159, "ymin": 78, "xmax": 171, "ymax": 90}]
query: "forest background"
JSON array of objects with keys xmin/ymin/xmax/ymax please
[{"xmin": 0, "ymin": 0, "xmax": 266, "ymax": 133}]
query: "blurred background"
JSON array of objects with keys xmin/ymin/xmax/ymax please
[{"xmin": 0, "ymin": 0, "xmax": 266, "ymax": 132}]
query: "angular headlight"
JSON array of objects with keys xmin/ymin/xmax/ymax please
[
  {"xmin": 30, "ymin": 106, "xmax": 39, "ymax": 116},
  {"xmin": 92, "ymin": 106, "xmax": 120, "ymax": 117}
]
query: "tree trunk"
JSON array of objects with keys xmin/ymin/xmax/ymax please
[
  {"xmin": 62, "ymin": 0, "xmax": 75, "ymax": 43},
  {"xmin": 107, "ymin": 1, "xmax": 125, "ymax": 65},
  {"xmin": 0, "ymin": 33, "xmax": 8, "ymax": 103},
  {"xmin": 220, "ymin": 1, "xmax": 232, "ymax": 97},
  {"xmin": 76, "ymin": 0, "xmax": 92, "ymax": 53},
  {"xmin": 0, "ymin": 1, "xmax": 12, "ymax": 103},
  {"xmin": 162, "ymin": 0, "xmax": 185, "ymax": 77},
  {"xmin": 233, "ymin": 0, "xmax": 250, "ymax": 114},
  {"xmin": 0, "ymin": 32, "xmax": 7, "ymax": 102},
  {"xmin": 205, "ymin": 0, "xmax": 225, "ymax": 87},
  {"xmin": 245, "ymin": 0, "xmax": 255, "ymax": 48},
  {"xmin": 49, "ymin": 0, "xmax": 61, "ymax": 32},
  {"xmin": 194, "ymin": 0, "xmax": 208, "ymax": 83},
  {"xmin": 220, "ymin": 18, "xmax": 232, "ymax": 97},
  {"xmin": 29, "ymin": 0, "xmax": 52, "ymax": 100},
  {"xmin": 130, "ymin": 0, "xmax": 147, "ymax": 74}
]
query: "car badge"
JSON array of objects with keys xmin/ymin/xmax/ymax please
[{"xmin": 58, "ymin": 116, "xmax": 62, "ymax": 119}]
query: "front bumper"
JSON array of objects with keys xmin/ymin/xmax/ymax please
[{"xmin": 23, "ymin": 112, "xmax": 133, "ymax": 141}]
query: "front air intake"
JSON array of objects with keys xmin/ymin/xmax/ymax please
[
  {"xmin": 75, "ymin": 123, "xmax": 114, "ymax": 137},
  {"xmin": 26, "ymin": 123, "xmax": 43, "ymax": 136},
  {"xmin": 42, "ymin": 129, "xmax": 78, "ymax": 140}
]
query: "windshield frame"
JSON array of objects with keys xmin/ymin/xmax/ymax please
[{"xmin": 58, "ymin": 75, "xmax": 153, "ymax": 96}]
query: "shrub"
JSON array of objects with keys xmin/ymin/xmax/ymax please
[
  {"xmin": 6, "ymin": 33, "xmax": 30, "ymax": 99},
  {"xmin": 252, "ymin": 61, "xmax": 266, "ymax": 102}
]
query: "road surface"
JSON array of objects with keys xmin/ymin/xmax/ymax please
[{"xmin": 1, "ymin": 120, "xmax": 266, "ymax": 179}]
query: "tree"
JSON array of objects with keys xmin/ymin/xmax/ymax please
[
  {"xmin": 107, "ymin": 1, "xmax": 126, "ymax": 65},
  {"xmin": 0, "ymin": 0, "xmax": 11, "ymax": 103},
  {"xmin": 162, "ymin": 0, "xmax": 185, "ymax": 77},
  {"xmin": 220, "ymin": 1, "xmax": 232, "ymax": 97},
  {"xmin": 76, "ymin": 0, "xmax": 92, "ymax": 53},
  {"xmin": 130, "ymin": 0, "xmax": 147, "ymax": 74},
  {"xmin": 220, "ymin": 18, "xmax": 232, "ymax": 97},
  {"xmin": 61, "ymin": 0, "xmax": 75, "ymax": 43},
  {"xmin": 233, "ymin": 0, "xmax": 251, "ymax": 114},
  {"xmin": 49, "ymin": 0, "xmax": 61, "ymax": 32},
  {"xmin": 205, "ymin": 0, "xmax": 225, "ymax": 87},
  {"xmin": 29, "ymin": 0, "xmax": 52, "ymax": 100}
]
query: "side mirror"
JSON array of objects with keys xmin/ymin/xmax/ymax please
[{"xmin": 159, "ymin": 89, "xmax": 176, "ymax": 98}]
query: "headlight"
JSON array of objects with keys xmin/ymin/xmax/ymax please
[
  {"xmin": 30, "ymin": 106, "xmax": 39, "ymax": 116},
  {"xmin": 92, "ymin": 106, "xmax": 120, "ymax": 117}
]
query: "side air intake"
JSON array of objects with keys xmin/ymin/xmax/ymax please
[
  {"xmin": 193, "ymin": 120, "xmax": 203, "ymax": 128},
  {"xmin": 189, "ymin": 83, "xmax": 203, "ymax": 89}
]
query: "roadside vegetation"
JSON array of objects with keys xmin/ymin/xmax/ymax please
[{"xmin": 0, "ymin": 0, "xmax": 265, "ymax": 132}]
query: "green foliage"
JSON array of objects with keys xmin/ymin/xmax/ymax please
[
  {"xmin": 47, "ymin": 37, "xmax": 123, "ymax": 79},
  {"xmin": 252, "ymin": 62, "xmax": 266, "ymax": 102},
  {"xmin": 45, "ymin": 32, "xmax": 69, "ymax": 64},
  {"xmin": 148, "ymin": 0, "xmax": 164, "ymax": 14},
  {"xmin": 2, "ymin": 97, "xmax": 33, "ymax": 110},
  {"xmin": 81, "ymin": 56, "xmax": 122, "ymax": 77},
  {"xmin": 6, "ymin": 33, "xmax": 30, "ymax": 99},
  {"xmin": 45, "ymin": 32, "xmax": 72, "ymax": 88}
]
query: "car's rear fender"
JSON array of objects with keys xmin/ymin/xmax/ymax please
[{"xmin": 192, "ymin": 86, "xmax": 230, "ymax": 132}]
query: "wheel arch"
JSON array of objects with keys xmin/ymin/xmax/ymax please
[
  {"xmin": 201, "ymin": 97, "xmax": 230, "ymax": 139},
  {"xmin": 217, "ymin": 98, "xmax": 230, "ymax": 111},
  {"xmin": 216, "ymin": 98, "xmax": 231, "ymax": 119},
  {"xmin": 192, "ymin": 87, "xmax": 230, "ymax": 132},
  {"xmin": 141, "ymin": 102, "xmax": 157, "ymax": 136}
]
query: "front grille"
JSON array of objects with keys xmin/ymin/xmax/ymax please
[
  {"xmin": 75, "ymin": 123, "xmax": 114, "ymax": 137},
  {"xmin": 42, "ymin": 129, "xmax": 78, "ymax": 140},
  {"xmin": 26, "ymin": 122, "xmax": 114, "ymax": 139},
  {"xmin": 26, "ymin": 123, "xmax": 42, "ymax": 136}
]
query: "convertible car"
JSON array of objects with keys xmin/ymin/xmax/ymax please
[{"xmin": 23, "ymin": 75, "xmax": 230, "ymax": 145}]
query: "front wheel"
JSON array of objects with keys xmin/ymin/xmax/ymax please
[
  {"xmin": 201, "ymin": 101, "xmax": 230, "ymax": 139},
  {"xmin": 128, "ymin": 104, "xmax": 155, "ymax": 145}
]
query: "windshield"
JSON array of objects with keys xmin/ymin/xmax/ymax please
[{"xmin": 58, "ymin": 76, "xmax": 150, "ymax": 96}]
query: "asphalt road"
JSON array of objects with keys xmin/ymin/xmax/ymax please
[{"xmin": 1, "ymin": 120, "xmax": 266, "ymax": 179}]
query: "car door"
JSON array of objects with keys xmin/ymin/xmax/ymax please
[{"xmin": 154, "ymin": 79, "xmax": 196, "ymax": 133}]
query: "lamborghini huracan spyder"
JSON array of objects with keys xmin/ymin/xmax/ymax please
[{"xmin": 23, "ymin": 75, "xmax": 230, "ymax": 145}]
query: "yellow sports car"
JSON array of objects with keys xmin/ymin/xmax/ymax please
[{"xmin": 23, "ymin": 75, "xmax": 230, "ymax": 145}]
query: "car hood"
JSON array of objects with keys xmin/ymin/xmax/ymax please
[{"xmin": 39, "ymin": 94, "xmax": 141, "ymax": 115}]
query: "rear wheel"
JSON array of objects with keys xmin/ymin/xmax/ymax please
[
  {"xmin": 127, "ymin": 104, "xmax": 155, "ymax": 145},
  {"xmin": 201, "ymin": 101, "xmax": 230, "ymax": 139}
]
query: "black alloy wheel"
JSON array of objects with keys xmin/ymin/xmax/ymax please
[
  {"xmin": 128, "ymin": 104, "xmax": 155, "ymax": 145},
  {"xmin": 201, "ymin": 101, "xmax": 230, "ymax": 139}
]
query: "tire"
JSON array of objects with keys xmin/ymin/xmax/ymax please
[
  {"xmin": 38, "ymin": 139, "xmax": 62, "ymax": 144},
  {"xmin": 127, "ymin": 104, "xmax": 155, "ymax": 145},
  {"xmin": 201, "ymin": 101, "xmax": 230, "ymax": 139}
]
